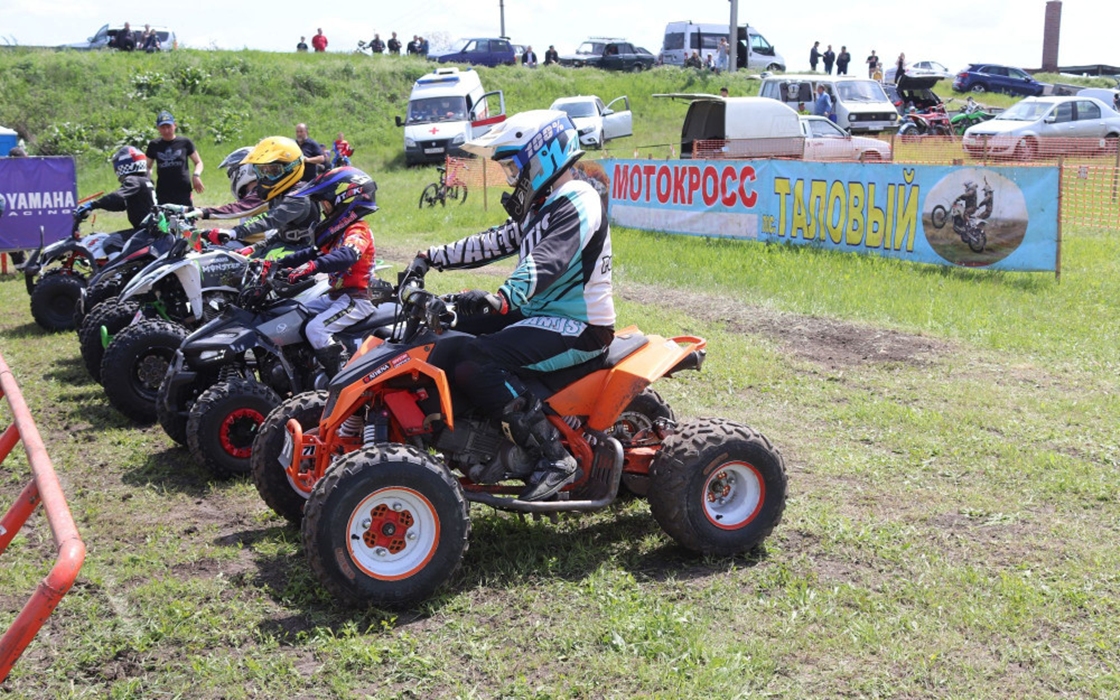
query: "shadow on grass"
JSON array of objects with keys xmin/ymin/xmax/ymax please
[
  {"xmin": 236, "ymin": 501, "xmax": 771, "ymax": 639},
  {"xmin": 0, "ymin": 321, "xmax": 54, "ymax": 339},
  {"xmin": 44, "ymin": 355, "xmax": 96, "ymax": 386},
  {"xmin": 120, "ymin": 447, "xmax": 217, "ymax": 498}
]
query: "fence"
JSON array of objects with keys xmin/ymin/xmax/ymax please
[
  {"xmin": 448, "ymin": 134, "xmax": 1120, "ymax": 234},
  {"xmin": 0, "ymin": 352, "xmax": 86, "ymax": 682}
]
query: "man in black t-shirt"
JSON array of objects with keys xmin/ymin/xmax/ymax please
[
  {"xmin": 294, "ymin": 123, "xmax": 327, "ymax": 182},
  {"xmin": 387, "ymin": 32, "xmax": 401, "ymax": 55},
  {"xmin": 145, "ymin": 110, "xmax": 204, "ymax": 206}
]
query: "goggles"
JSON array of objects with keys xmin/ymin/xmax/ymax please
[{"xmin": 254, "ymin": 162, "xmax": 289, "ymax": 182}]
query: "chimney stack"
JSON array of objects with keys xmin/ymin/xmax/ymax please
[{"xmin": 1041, "ymin": 1, "xmax": 1062, "ymax": 72}]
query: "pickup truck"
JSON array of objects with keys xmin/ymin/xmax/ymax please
[
  {"xmin": 60, "ymin": 24, "xmax": 175, "ymax": 51},
  {"xmin": 559, "ymin": 39, "xmax": 656, "ymax": 72}
]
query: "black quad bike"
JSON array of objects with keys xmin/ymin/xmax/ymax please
[
  {"xmin": 158, "ymin": 260, "xmax": 398, "ymax": 478},
  {"xmin": 251, "ymin": 267, "xmax": 787, "ymax": 608}
]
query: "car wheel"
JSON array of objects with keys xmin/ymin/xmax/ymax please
[
  {"xmin": 1015, "ymin": 138, "xmax": 1037, "ymax": 161},
  {"xmin": 630, "ymin": 63, "xmax": 643, "ymax": 73},
  {"xmin": 766, "ymin": 63, "xmax": 782, "ymax": 72},
  {"xmin": 970, "ymin": 84, "xmax": 987, "ymax": 94}
]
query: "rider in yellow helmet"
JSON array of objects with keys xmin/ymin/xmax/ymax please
[{"xmin": 225, "ymin": 136, "xmax": 319, "ymax": 249}]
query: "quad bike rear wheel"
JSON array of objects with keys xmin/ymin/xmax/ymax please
[
  {"xmin": 30, "ymin": 271, "xmax": 86, "ymax": 332},
  {"xmin": 648, "ymin": 418, "xmax": 786, "ymax": 556},
  {"xmin": 302, "ymin": 444, "xmax": 470, "ymax": 608},
  {"xmin": 78, "ymin": 298, "xmax": 138, "ymax": 383},
  {"xmin": 187, "ymin": 378, "xmax": 282, "ymax": 479},
  {"xmin": 101, "ymin": 320, "xmax": 188, "ymax": 424},
  {"xmin": 251, "ymin": 391, "xmax": 328, "ymax": 524}
]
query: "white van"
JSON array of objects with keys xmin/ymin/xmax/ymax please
[
  {"xmin": 675, "ymin": 96, "xmax": 804, "ymax": 159},
  {"xmin": 395, "ymin": 67, "xmax": 506, "ymax": 166},
  {"xmin": 758, "ymin": 74, "xmax": 900, "ymax": 134},
  {"xmin": 659, "ymin": 21, "xmax": 785, "ymax": 72}
]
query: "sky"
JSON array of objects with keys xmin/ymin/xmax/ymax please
[{"xmin": 0, "ymin": 0, "xmax": 1110, "ymax": 74}]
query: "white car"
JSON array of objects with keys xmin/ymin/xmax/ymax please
[
  {"xmin": 885, "ymin": 60, "xmax": 953, "ymax": 83},
  {"xmin": 548, "ymin": 95, "xmax": 632, "ymax": 149},
  {"xmin": 962, "ymin": 96, "xmax": 1120, "ymax": 159},
  {"xmin": 799, "ymin": 116, "xmax": 892, "ymax": 161}
]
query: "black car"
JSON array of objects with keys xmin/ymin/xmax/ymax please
[{"xmin": 559, "ymin": 39, "xmax": 656, "ymax": 72}]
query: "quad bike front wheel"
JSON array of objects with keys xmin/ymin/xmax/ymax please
[
  {"xmin": 29, "ymin": 271, "xmax": 86, "ymax": 332},
  {"xmin": 302, "ymin": 444, "xmax": 470, "ymax": 609},
  {"xmin": 156, "ymin": 366, "xmax": 216, "ymax": 447},
  {"xmin": 78, "ymin": 298, "xmax": 138, "ymax": 383},
  {"xmin": 251, "ymin": 391, "xmax": 328, "ymax": 524},
  {"xmin": 187, "ymin": 378, "xmax": 282, "ymax": 479},
  {"xmin": 101, "ymin": 320, "xmax": 188, "ymax": 424},
  {"xmin": 648, "ymin": 418, "xmax": 786, "ymax": 556}
]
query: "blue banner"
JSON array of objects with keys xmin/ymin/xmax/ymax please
[
  {"xmin": 0, "ymin": 157, "xmax": 78, "ymax": 252},
  {"xmin": 607, "ymin": 159, "xmax": 1059, "ymax": 272}
]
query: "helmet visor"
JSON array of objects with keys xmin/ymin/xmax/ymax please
[
  {"xmin": 498, "ymin": 157, "xmax": 521, "ymax": 187},
  {"xmin": 254, "ymin": 163, "xmax": 288, "ymax": 182}
]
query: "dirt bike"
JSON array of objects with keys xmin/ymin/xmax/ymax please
[
  {"xmin": 897, "ymin": 106, "xmax": 952, "ymax": 139},
  {"xmin": 949, "ymin": 97, "xmax": 996, "ymax": 135},
  {"xmin": 157, "ymin": 259, "xmax": 398, "ymax": 479},
  {"xmin": 22, "ymin": 196, "xmax": 120, "ymax": 332},
  {"xmin": 252, "ymin": 267, "xmax": 787, "ymax": 608},
  {"xmin": 930, "ymin": 200, "xmax": 987, "ymax": 252}
]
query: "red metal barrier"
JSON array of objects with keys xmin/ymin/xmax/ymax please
[{"xmin": 0, "ymin": 353, "xmax": 85, "ymax": 683}]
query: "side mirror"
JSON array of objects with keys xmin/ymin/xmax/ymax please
[
  {"xmin": 602, "ymin": 108, "xmax": 613, "ymax": 116},
  {"xmin": 395, "ymin": 115, "xmax": 404, "ymax": 128}
]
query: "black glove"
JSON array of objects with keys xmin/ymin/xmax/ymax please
[
  {"xmin": 457, "ymin": 289, "xmax": 505, "ymax": 316},
  {"xmin": 406, "ymin": 254, "xmax": 431, "ymax": 277},
  {"xmin": 73, "ymin": 201, "xmax": 94, "ymax": 221}
]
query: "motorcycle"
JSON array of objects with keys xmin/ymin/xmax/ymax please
[
  {"xmin": 252, "ymin": 266, "xmax": 788, "ymax": 608},
  {"xmin": 949, "ymin": 97, "xmax": 996, "ymax": 135},
  {"xmin": 23, "ymin": 199, "xmax": 120, "ymax": 332},
  {"xmin": 158, "ymin": 259, "xmax": 398, "ymax": 479},
  {"xmin": 897, "ymin": 105, "xmax": 952, "ymax": 139},
  {"xmin": 930, "ymin": 199, "xmax": 987, "ymax": 252}
]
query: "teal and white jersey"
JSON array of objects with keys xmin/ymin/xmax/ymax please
[{"xmin": 426, "ymin": 178, "xmax": 614, "ymax": 327}]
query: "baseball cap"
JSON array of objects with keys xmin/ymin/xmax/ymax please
[{"xmin": 156, "ymin": 110, "xmax": 175, "ymax": 126}]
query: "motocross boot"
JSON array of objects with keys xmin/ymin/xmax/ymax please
[
  {"xmin": 314, "ymin": 342, "xmax": 348, "ymax": 378},
  {"xmin": 501, "ymin": 395, "xmax": 578, "ymax": 501}
]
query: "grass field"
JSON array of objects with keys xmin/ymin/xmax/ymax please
[{"xmin": 1, "ymin": 50, "xmax": 1119, "ymax": 698}]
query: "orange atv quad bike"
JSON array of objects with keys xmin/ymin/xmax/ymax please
[{"xmin": 251, "ymin": 268, "xmax": 787, "ymax": 608}]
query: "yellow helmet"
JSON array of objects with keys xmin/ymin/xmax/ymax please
[{"xmin": 244, "ymin": 136, "xmax": 305, "ymax": 200}]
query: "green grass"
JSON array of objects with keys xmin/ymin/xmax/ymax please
[{"xmin": 0, "ymin": 50, "xmax": 1119, "ymax": 698}]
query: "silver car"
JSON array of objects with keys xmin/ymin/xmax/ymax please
[{"xmin": 962, "ymin": 96, "xmax": 1120, "ymax": 159}]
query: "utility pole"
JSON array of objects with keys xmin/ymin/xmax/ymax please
[
  {"xmin": 728, "ymin": 0, "xmax": 738, "ymax": 73},
  {"xmin": 500, "ymin": 0, "xmax": 506, "ymax": 39}
]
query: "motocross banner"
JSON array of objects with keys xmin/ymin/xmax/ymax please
[
  {"xmin": 0, "ymin": 156, "xmax": 78, "ymax": 252},
  {"xmin": 606, "ymin": 158, "xmax": 1060, "ymax": 272}
]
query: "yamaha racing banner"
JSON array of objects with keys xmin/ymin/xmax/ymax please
[
  {"xmin": 0, "ymin": 156, "xmax": 78, "ymax": 252},
  {"xmin": 606, "ymin": 158, "xmax": 1060, "ymax": 272}
]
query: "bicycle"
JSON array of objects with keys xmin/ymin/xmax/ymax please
[{"xmin": 418, "ymin": 165, "xmax": 469, "ymax": 208}]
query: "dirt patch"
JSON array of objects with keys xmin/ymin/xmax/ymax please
[{"xmin": 621, "ymin": 282, "xmax": 949, "ymax": 370}]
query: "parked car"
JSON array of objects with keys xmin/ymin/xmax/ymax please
[
  {"xmin": 549, "ymin": 95, "xmax": 633, "ymax": 149},
  {"xmin": 885, "ymin": 60, "xmax": 953, "ymax": 83},
  {"xmin": 962, "ymin": 96, "xmax": 1120, "ymax": 159},
  {"xmin": 1078, "ymin": 87, "xmax": 1120, "ymax": 112},
  {"xmin": 61, "ymin": 23, "xmax": 175, "ymax": 51},
  {"xmin": 759, "ymin": 74, "xmax": 900, "ymax": 133},
  {"xmin": 952, "ymin": 64, "xmax": 1045, "ymax": 97},
  {"xmin": 800, "ymin": 116, "xmax": 892, "ymax": 161},
  {"xmin": 429, "ymin": 38, "xmax": 516, "ymax": 67},
  {"xmin": 559, "ymin": 39, "xmax": 656, "ymax": 71},
  {"xmin": 883, "ymin": 75, "xmax": 943, "ymax": 115}
]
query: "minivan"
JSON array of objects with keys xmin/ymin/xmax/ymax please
[
  {"xmin": 395, "ymin": 68, "xmax": 506, "ymax": 166},
  {"xmin": 659, "ymin": 21, "xmax": 785, "ymax": 72},
  {"xmin": 759, "ymin": 74, "xmax": 900, "ymax": 133},
  {"xmin": 677, "ymin": 96, "xmax": 804, "ymax": 159}
]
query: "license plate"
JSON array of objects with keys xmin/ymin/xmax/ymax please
[
  {"xmin": 865, "ymin": 125, "xmax": 885, "ymax": 131},
  {"xmin": 279, "ymin": 431, "xmax": 294, "ymax": 468},
  {"xmin": 423, "ymin": 147, "xmax": 444, "ymax": 154}
]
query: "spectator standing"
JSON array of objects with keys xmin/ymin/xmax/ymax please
[
  {"xmin": 544, "ymin": 45, "xmax": 559, "ymax": 65},
  {"xmin": 716, "ymin": 37, "xmax": 729, "ymax": 73},
  {"xmin": 387, "ymin": 32, "xmax": 401, "ymax": 55},
  {"xmin": 297, "ymin": 36, "xmax": 309, "ymax": 52},
  {"xmin": 865, "ymin": 50, "xmax": 878, "ymax": 77},
  {"xmin": 145, "ymin": 110, "xmax": 204, "ymax": 206},
  {"xmin": 142, "ymin": 28, "xmax": 161, "ymax": 53},
  {"xmin": 1113, "ymin": 93, "xmax": 1120, "ymax": 113},
  {"xmin": 685, "ymin": 51, "xmax": 702, "ymax": 69},
  {"xmin": 115, "ymin": 23, "xmax": 136, "ymax": 51},
  {"xmin": 823, "ymin": 44, "xmax": 835, "ymax": 74},
  {"xmin": 369, "ymin": 34, "xmax": 384, "ymax": 54},
  {"xmin": 836, "ymin": 46, "xmax": 851, "ymax": 75},
  {"xmin": 704, "ymin": 54, "xmax": 714, "ymax": 71},
  {"xmin": 522, "ymin": 46, "xmax": 538, "ymax": 68},
  {"xmin": 809, "ymin": 41, "xmax": 820, "ymax": 71},
  {"xmin": 295, "ymin": 123, "xmax": 327, "ymax": 183},
  {"xmin": 420, "ymin": 36, "xmax": 429, "ymax": 56},
  {"xmin": 311, "ymin": 28, "xmax": 328, "ymax": 52},
  {"xmin": 813, "ymin": 84, "xmax": 832, "ymax": 117},
  {"xmin": 407, "ymin": 36, "xmax": 420, "ymax": 55},
  {"xmin": 895, "ymin": 53, "xmax": 907, "ymax": 82}
]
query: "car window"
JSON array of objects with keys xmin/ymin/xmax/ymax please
[
  {"xmin": 835, "ymin": 80, "xmax": 889, "ymax": 103},
  {"xmin": 663, "ymin": 32, "xmax": 684, "ymax": 51},
  {"xmin": 494, "ymin": 40, "xmax": 510, "ymax": 52},
  {"xmin": 986, "ymin": 66, "xmax": 1008, "ymax": 77},
  {"xmin": 1076, "ymin": 101, "xmax": 1101, "ymax": 120},
  {"xmin": 750, "ymin": 34, "xmax": 772, "ymax": 53},
  {"xmin": 1009, "ymin": 68, "xmax": 1031, "ymax": 80},
  {"xmin": 1053, "ymin": 103, "xmax": 1074, "ymax": 123},
  {"xmin": 553, "ymin": 101, "xmax": 597, "ymax": 119},
  {"xmin": 408, "ymin": 97, "xmax": 469, "ymax": 124},
  {"xmin": 809, "ymin": 119, "xmax": 846, "ymax": 138},
  {"xmin": 998, "ymin": 101, "xmax": 1051, "ymax": 121},
  {"xmin": 472, "ymin": 40, "xmax": 490, "ymax": 53}
]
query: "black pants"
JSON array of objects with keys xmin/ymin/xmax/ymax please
[{"xmin": 453, "ymin": 315, "xmax": 614, "ymax": 417}]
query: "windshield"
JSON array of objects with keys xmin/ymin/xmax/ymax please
[
  {"xmin": 576, "ymin": 42, "xmax": 606, "ymax": 55},
  {"xmin": 407, "ymin": 97, "xmax": 469, "ymax": 125},
  {"xmin": 553, "ymin": 101, "xmax": 597, "ymax": 119},
  {"xmin": 446, "ymin": 39, "xmax": 470, "ymax": 53},
  {"xmin": 997, "ymin": 101, "xmax": 1052, "ymax": 121},
  {"xmin": 834, "ymin": 80, "xmax": 889, "ymax": 103}
]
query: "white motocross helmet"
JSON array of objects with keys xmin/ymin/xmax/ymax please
[
  {"xmin": 218, "ymin": 146, "xmax": 258, "ymax": 200},
  {"xmin": 462, "ymin": 109, "xmax": 584, "ymax": 221}
]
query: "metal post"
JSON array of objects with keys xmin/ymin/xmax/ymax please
[
  {"xmin": 500, "ymin": 0, "xmax": 506, "ymax": 39},
  {"xmin": 1056, "ymin": 157, "xmax": 1063, "ymax": 282},
  {"xmin": 728, "ymin": 0, "xmax": 738, "ymax": 74}
]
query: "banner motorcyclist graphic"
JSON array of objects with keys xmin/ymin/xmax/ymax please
[{"xmin": 924, "ymin": 169, "xmax": 1028, "ymax": 267}]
